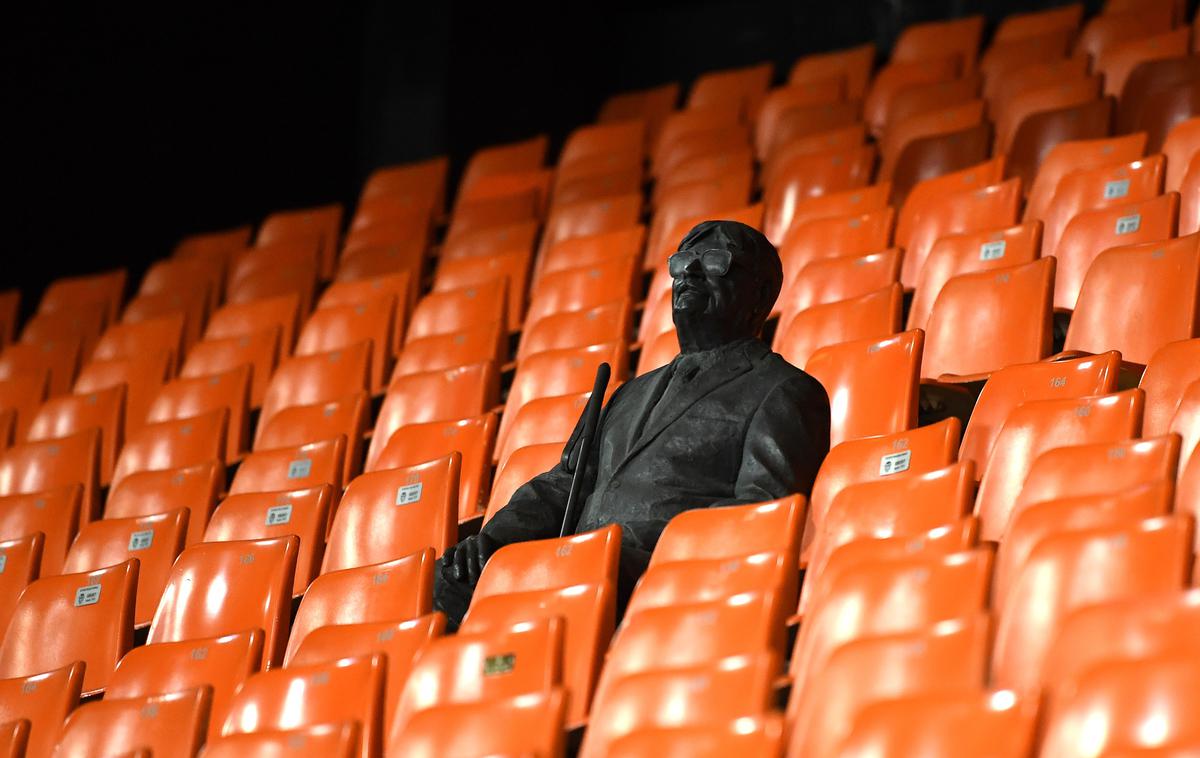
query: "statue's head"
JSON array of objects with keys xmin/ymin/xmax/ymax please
[{"xmin": 669, "ymin": 220, "xmax": 783, "ymax": 352}]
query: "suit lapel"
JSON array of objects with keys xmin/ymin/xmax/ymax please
[
  {"xmin": 618, "ymin": 346, "xmax": 755, "ymax": 466},
  {"xmin": 610, "ymin": 364, "xmax": 674, "ymax": 462}
]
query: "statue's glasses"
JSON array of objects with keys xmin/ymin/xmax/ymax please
[{"xmin": 667, "ymin": 248, "xmax": 733, "ymax": 278}]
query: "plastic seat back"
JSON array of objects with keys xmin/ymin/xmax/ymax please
[
  {"xmin": 37, "ymin": 270, "xmax": 126, "ymax": 327},
  {"xmin": 230, "ymin": 438, "xmax": 345, "ymax": 500},
  {"xmin": 94, "ymin": 314, "xmax": 185, "ymax": 376},
  {"xmin": 776, "ymin": 207, "xmax": 893, "ymax": 278},
  {"xmin": 27, "ymin": 384, "xmax": 124, "ymax": 486},
  {"xmin": 257, "ymin": 204, "xmax": 342, "ymax": 279},
  {"xmin": 789, "ymin": 43, "xmax": 875, "ymax": 99},
  {"xmin": 221, "ymin": 654, "xmax": 385, "ymax": 758},
  {"xmin": 257, "ymin": 392, "xmax": 368, "ymax": 479},
  {"xmin": 895, "ymin": 156, "xmax": 1006, "ymax": 249},
  {"xmin": 774, "ymin": 285, "xmax": 903, "ymax": 369},
  {"xmin": 1065, "ymin": 231, "xmax": 1198, "ymax": 362},
  {"xmin": 923, "ymin": 257, "xmax": 1055, "ymax": 380},
  {"xmin": 865, "ymin": 57, "xmax": 961, "ymax": 138},
  {"xmin": 993, "ymin": 516, "xmax": 1190, "ymax": 695},
  {"xmin": 75, "ymin": 351, "xmax": 172, "ymax": 436},
  {"xmin": 111, "ymin": 409, "xmax": 227, "ymax": 492},
  {"xmin": 63, "ymin": 509, "xmax": 188, "ymax": 627},
  {"xmin": 107, "ymin": 629, "xmax": 262, "ymax": 741},
  {"xmin": 526, "ymin": 256, "xmax": 639, "ymax": 325},
  {"xmin": 0, "ymin": 340, "xmax": 81, "ymax": 401},
  {"xmin": 147, "ymin": 365, "xmax": 250, "ymax": 464},
  {"xmin": 0, "ymin": 429, "xmax": 99, "ymax": 524},
  {"xmin": 0, "ymin": 560, "xmax": 136, "ymax": 695},
  {"xmin": 1006, "ymin": 97, "xmax": 1115, "ymax": 198},
  {"xmin": 0, "ymin": 486, "xmax": 81, "ymax": 576},
  {"xmin": 976, "ymin": 389, "xmax": 1145, "ymax": 540},
  {"xmin": 1162, "ymin": 116, "xmax": 1200, "ymax": 192},
  {"xmin": 389, "ymin": 689, "xmax": 566, "ymax": 758},
  {"xmin": 148, "ymin": 536, "xmax": 299, "ymax": 669},
  {"xmin": 0, "ymin": 661, "xmax": 82, "ymax": 758},
  {"xmin": 295, "ymin": 295, "xmax": 396, "ymax": 393},
  {"xmin": 56, "ymin": 686, "xmax": 211, "ymax": 758},
  {"xmin": 538, "ymin": 193, "xmax": 643, "ymax": 261},
  {"xmin": 1042, "ymin": 155, "xmax": 1166, "ymax": 262},
  {"xmin": 804, "ymin": 330, "xmax": 921, "ymax": 447},
  {"xmin": 961, "ymin": 351, "xmax": 1121, "ymax": 478},
  {"xmin": 205, "ymin": 293, "xmax": 300, "ymax": 355},
  {"xmin": 761, "ymin": 146, "xmax": 876, "ymax": 242},
  {"xmin": 649, "ymin": 495, "xmax": 804, "ymax": 569},
  {"xmin": 257, "ymin": 342, "xmax": 369, "ymax": 447},
  {"xmin": 1140, "ymin": 338, "xmax": 1200, "ymax": 436},
  {"xmin": 205, "ymin": 486, "xmax": 334, "ymax": 596},
  {"xmin": 391, "ymin": 322, "xmax": 505, "ymax": 379},
  {"xmin": 0, "ymin": 534, "xmax": 42, "ymax": 637},
  {"xmin": 0, "ymin": 371, "xmax": 48, "ymax": 442},
  {"xmin": 367, "ymin": 362, "xmax": 499, "ymax": 470},
  {"xmin": 518, "ymin": 301, "xmax": 632, "ymax": 363},
  {"xmin": 484, "ymin": 443, "xmax": 563, "ymax": 523},
  {"xmin": 780, "ymin": 248, "xmax": 901, "ymax": 314},
  {"xmin": 496, "ymin": 392, "xmax": 588, "ymax": 467},
  {"xmin": 204, "ymin": 722, "xmax": 360, "ymax": 758},
  {"xmin": 105, "ymin": 461, "xmax": 223, "ymax": 545}
]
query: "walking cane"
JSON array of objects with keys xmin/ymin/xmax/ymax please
[{"xmin": 559, "ymin": 362, "xmax": 611, "ymax": 537}]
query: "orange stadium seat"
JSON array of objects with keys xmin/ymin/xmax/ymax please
[
  {"xmin": 257, "ymin": 203, "xmax": 343, "ymax": 280},
  {"xmin": 755, "ymin": 78, "xmax": 846, "ymax": 156},
  {"xmin": 779, "ymin": 248, "xmax": 902, "ymax": 314},
  {"xmin": 0, "ymin": 662, "xmax": 83, "ymax": 758},
  {"xmin": 804, "ymin": 330, "xmax": 922, "ymax": 447},
  {"xmin": 63, "ymin": 509, "xmax": 188, "ymax": 627},
  {"xmin": 1005, "ymin": 97, "xmax": 1116, "ymax": 197},
  {"xmin": 0, "ymin": 339, "xmax": 82, "ymax": 398},
  {"xmin": 922, "ymin": 257, "xmax": 1055, "ymax": 380},
  {"xmin": 0, "ymin": 559, "xmax": 137, "ymax": 696},
  {"xmin": 538, "ymin": 193, "xmax": 642, "ymax": 262},
  {"xmin": 1064, "ymin": 232, "xmax": 1199, "ymax": 364},
  {"xmin": 122, "ymin": 288, "xmax": 209, "ymax": 354},
  {"xmin": 775, "ymin": 208, "xmax": 895, "ymax": 289},
  {"xmin": 773, "ymin": 182, "xmax": 890, "ymax": 242},
  {"xmin": 789, "ymin": 42, "xmax": 874, "ymax": 99},
  {"xmin": 1098, "ymin": 27, "xmax": 1191, "ymax": 99},
  {"xmin": 598, "ymin": 83, "xmax": 678, "ymax": 145},
  {"xmin": 0, "ymin": 486, "xmax": 81, "ymax": 577},
  {"xmin": 284, "ymin": 549, "xmax": 434, "ymax": 666},
  {"xmin": 256, "ymin": 342, "xmax": 369, "ymax": 448},
  {"xmin": 391, "ymin": 322, "xmax": 506, "ymax": 378},
  {"xmin": 26, "ymin": 384, "xmax": 123, "ymax": 487},
  {"xmin": 406, "ymin": 279, "xmax": 507, "ymax": 342},
  {"xmin": 892, "ymin": 14, "xmax": 983, "ymax": 69},
  {"xmin": 456, "ymin": 169, "xmax": 553, "ymax": 218},
  {"xmin": 319, "ymin": 272, "xmax": 414, "ymax": 347},
  {"xmin": 107, "ymin": 630, "xmax": 263, "ymax": 741},
  {"xmin": 105, "ymin": 460, "xmax": 224, "ymax": 545},
  {"xmin": 994, "ymin": 74, "xmax": 1102, "ymax": 155},
  {"xmin": 367, "ymin": 361, "xmax": 499, "ymax": 470},
  {"xmin": 148, "ymin": 536, "xmax": 298, "ymax": 669},
  {"xmin": 146, "ymin": 365, "xmax": 250, "ymax": 464},
  {"xmin": 55, "ymin": 686, "xmax": 211, "ymax": 758},
  {"xmin": 880, "ymin": 99, "xmax": 985, "ymax": 179},
  {"xmin": 205, "ymin": 486, "xmax": 334, "ymax": 596},
  {"xmin": 865, "ymin": 56, "xmax": 961, "ymax": 138},
  {"xmin": 495, "ymin": 392, "xmax": 589, "ymax": 469},
  {"xmin": 0, "ymin": 427, "xmax": 99, "ymax": 524},
  {"xmin": 220, "ymin": 654, "xmax": 386, "ymax": 758},
  {"xmin": 111, "ymin": 408, "xmax": 226, "ymax": 493},
  {"xmin": 75, "ymin": 351, "xmax": 172, "ymax": 436},
  {"xmin": 636, "ymin": 328, "xmax": 678, "ymax": 376},
  {"xmin": 0, "ymin": 533, "xmax": 42, "ymax": 635},
  {"xmin": 894, "ymin": 156, "xmax": 1005, "ymax": 249},
  {"xmin": 390, "ymin": 690, "xmax": 567, "ymax": 758},
  {"xmin": 202, "ymin": 722, "xmax": 361, "ymax": 758},
  {"xmin": 295, "ymin": 296, "xmax": 396, "ymax": 393},
  {"xmin": 888, "ymin": 123, "xmax": 995, "ymax": 208},
  {"xmin": 0, "ymin": 371, "xmax": 47, "ymax": 442},
  {"xmin": 761, "ymin": 146, "xmax": 876, "ymax": 237},
  {"xmin": 773, "ymin": 284, "xmax": 903, "ymax": 369},
  {"xmin": 229, "ymin": 438, "xmax": 345, "ymax": 504},
  {"xmin": 519, "ymin": 300, "xmax": 632, "ymax": 363},
  {"xmin": 886, "ymin": 75, "xmax": 981, "ymax": 134},
  {"xmin": 20, "ymin": 303, "xmax": 107, "ymax": 359},
  {"xmin": 256, "ymin": 392, "xmax": 367, "ymax": 479},
  {"xmin": 960, "ymin": 351, "xmax": 1121, "ymax": 478},
  {"xmin": 483, "ymin": 442, "xmax": 563, "ymax": 523},
  {"xmin": 204, "ymin": 292, "xmax": 300, "ymax": 355},
  {"xmin": 174, "ymin": 226, "xmax": 253, "ymax": 264},
  {"xmin": 458, "ymin": 135, "xmax": 548, "ymax": 199},
  {"xmin": 139, "ymin": 255, "xmax": 225, "ymax": 316},
  {"xmin": 369, "ymin": 412, "xmax": 497, "ymax": 520},
  {"xmin": 37, "ymin": 270, "xmax": 126, "ymax": 327},
  {"xmin": 361, "ymin": 156, "xmax": 447, "ymax": 214},
  {"xmin": 1140, "ymin": 338, "xmax": 1200, "ymax": 436},
  {"xmin": 434, "ymin": 249, "xmax": 530, "ymax": 333},
  {"xmin": 1163, "ymin": 116, "xmax": 1200, "ymax": 193}
]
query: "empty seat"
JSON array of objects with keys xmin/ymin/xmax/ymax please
[
  {"xmin": 804, "ymin": 330, "xmax": 921, "ymax": 447},
  {"xmin": 37, "ymin": 270, "xmax": 126, "ymax": 327},
  {"xmin": 789, "ymin": 42, "xmax": 875, "ymax": 99},
  {"xmin": 75, "ymin": 351, "xmax": 172, "ymax": 436},
  {"xmin": 881, "ymin": 99, "xmax": 986, "ymax": 179},
  {"xmin": 496, "ymin": 392, "xmax": 589, "ymax": 467},
  {"xmin": 433, "ymin": 250, "xmax": 530, "ymax": 333},
  {"xmin": 228, "ymin": 240, "xmax": 320, "ymax": 310},
  {"xmin": 776, "ymin": 206, "xmax": 894, "ymax": 276},
  {"xmin": 256, "ymin": 392, "xmax": 367, "ymax": 480},
  {"xmin": 1163, "ymin": 116, "xmax": 1200, "ymax": 192},
  {"xmin": 230, "ymin": 438, "xmax": 345, "ymax": 502},
  {"xmin": 205, "ymin": 486, "xmax": 333, "ymax": 596},
  {"xmin": 773, "ymin": 285, "xmax": 903, "ymax": 369},
  {"xmin": 483, "ymin": 443, "xmax": 564, "ymax": 523},
  {"xmin": 336, "ymin": 238, "xmax": 425, "ymax": 286},
  {"xmin": 257, "ymin": 342, "xmax": 369, "ymax": 448},
  {"xmin": 908, "ymin": 220, "xmax": 1043, "ymax": 331},
  {"xmin": 779, "ymin": 248, "xmax": 902, "ymax": 315},
  {"xmin": 93, "ymin": 314, "xmax": 185, "ymax": 376},
  {"xmin": 993, "ymin": 516, "xmax": 1189, "ymax": 696},
  {"xmin": 888, "ymin": 123, "xmax": 994, "ymax": 208},
  {"xmin": 787, "ymin": 615, "xmax": 989, "ymax": 758},
  {"xmin": 458, "ymin": 136, "xmax": 548, "ymax": 199},
  {"xmin": 0, "ymin": 486, "xmax": 80, "ymax": 577},
  {"xmin": 893, "ymin": 14, "xmax": 983, "ymax": 70},
  {"xmin": 0, "ymin": 371, "xmax": 48, "ymax": 442},
  {"xmin": 391, "ymin": 322, "xmax": 506, "ymax": 380},
  {"xmin": 20, "ymin": 303, "xmax": 107, "ymax": 360},
  {"xmin": 1006, "ymin": 97, "xmax": 1115, "ymax": 198},
  {"xmin": 1064, "ymin": 232, "xmax": 1198, "ymax": 363},
  {"xmin": 146, "ymin": 365, "xmax": 250, "ymax": 464},
  {"xmin": 220, "ymin": 654, "xmax": 385, "ymax": 758},
  {"xmin": 148, "ymin": 536, "xmax": 299, "ymax": 669},
  {"xmin": 323, "ymin": 457, "xmax": 458, "ymax": 571},
  {"xmin": 1098, "ymin": 27, "xmax": 1190, "ymax": 98},
  {"xmin": 0, "ymin": 661, "xmax": 82, "ymax": 758},
  {"xmin": 319, "ymin": 272, "xmax": 414, "ymax": 352},
  {"xmin": 27, "ymin": 384, "xmax": 123, "ymax": 486},
  {"xmin": 111, "ymin": 409, "xmax": 227, "ymax": 492},
  {"xmin": 837, "ymin": 690, "xmax": 1036, "ymax": 758},
  {"xmin": 895, "ymin": 156, "xmax": 1006, "ymax": 249},
  {"xmin": 761, "ymin": 146, "xmax": 876, "ymax": 241},
  {"xmin": 0, "ymin": 428, "xmax": 99, "ymax": 524},
  {"xmin": 107, "ymin": 629, "xmax": 262, "ymax": 741},
  {"xmin": 0, "ymin": 534, "xmax": 41, "ymax": 638},
  {"xmin": 390, "ymin": 690, "xmax": 566, "ymax": 758},
  {"xmin": 105, "ymin": 461, "xmax": 223, "ymax": 545},
  {"xmin": 295, "ymin": 297, "xmax": 396, "ymax": 393},
  {"xmin": 923, "ymin": 257, "xmax": 1055, "ymax": 380},
  {"xmin": 122, "ymin": 288, "xmax": 209, "ymax": 354},
  {"xmin": 1140, "ymin": 338, "xmax": 1200, "ymax": 436},
  {"xmin": 962, "ymin": 351, "xmax": 1122, "ymax": 481},
  {"xmin": 405, "ymin": 279, "xmax": 507, "ymax": 343},
  {"xmin": 203, "ymin": 723, "xmax": 360, "ymax": 758},
  {"xmin": 0, "ymin": 560, "xmax": 137, "ymax": 695},
  {"xmin": 865, "ymin": 57, "xmax": 961, "ymax": 138},
  {"xmin": 174, "ymin": 226, "xmax": 253, "ymax": 263},
  {"xmin": 56, "ymin": 687, "xmax": 210, "ymax": 758},
  {"xmin": 537, "ymin": 193, "xmax": 643, "ymax": 262},
  {"xmin": 367, "ymin": 362, "xmax": 499, "ymax": 470},
  {"xmin": 257, "ymin": 203, "xmax": 343, "ymax": 280},
  {"xmin": 526, "ymin": 256, "xmax": 640, "ymax": 326},
  {"xmin": 63, "ymin": 509, "xmax": 188, "ymax": 627},
  {"xmin": 518, "ymin": 301, "xmax": 632, "ymax": 363},
  {"xmin": 0, "ymin": 339, "xmax": 82, "ymax": 398},
  {"xmin": 205, "ymin": 293, "xmax": 300, "ymax": 355},
  {"xmin": 775, "ymin": 183, "xmax": 891, "ymax": 242}
]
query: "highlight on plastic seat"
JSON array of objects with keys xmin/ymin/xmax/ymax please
[
  {"xmin": 433, "ymin": 249, "xmax": 530, "ymax": 334},
  {"xmin": 518, "ymin": 300, "xmax": 632, "ymax": 363},
  {"xmin": 483, "ymin": 443, "xmax": 564, "ymax": 524},
  {"xmin": 864, "ymin": 57, "xmax": 961, "ymax": 139},
  {"xmin": 20, "ymin": 305, "xmax": 106, "ymax": 363},
  {"xmin": 992, "ymin": 516, "xmax": 1190, "ymax": 696},
  {"xmin": 405, "ymin": 279, "xmax": 508, "ymax": 343},
  {"xmin": 1139, "ymin": 338, "xmax": 1200, "ymax": 436},
  {"xmin": 148, "ymin": 536, "xmax": 298, "ymax": 669},
  {"xmin": 111, "ymin": 409, "xmax": 227, "ymax": 493},
  {"xmin": 773, "ymin": 284, "xmax": 904, "ymax": 370},
  {"xmin": 105, "ymin": 460, "xmax": 224, "ymax": 545},
  {"xmin": 959, "ymin": 351, "xmax": 1121, "ymax": 478},
  {"xmin": 203, "ymin": 722, "xmax": 361, "ymax": 758},
  {"xmin": 0, "ymin": 559, "xmax": 137, "ymax": 696},
  {"xmin": 226, "ymin": 241, "xmax": 320, "ymax": 316},
  {"xmin": 56, "ymin": 686, "xmax": 212, "ymax": 758},
  {"xmin": 525, "ymin": 255, "xmax": 640, "ymax": 326},
  {"xmin": 389, "ymin": 616, "xmax": 564, "ymax": 740},
  {"xmin": 788, "ymin": 42, "xmax": 875, "ymax": 99},
  {"xmin": 146, "ymin": 365, "xmax": 251, "ymax": 464},
  {"xmin": 256, "ymin": 392, "xmax": 368, "ymax": 480},
  {"xmin": 295, "ymin": 296, "xmax": 396, "ymax": 394},
  {"xmin": 257, "ymin": 203, "xmax": 343, "ymax": 280},
  {"xmin": 220, "ymin": 654, "xmax": 385, "ymax": 758},
  {"xmin": 256, "ymin": 342, "xmax": 370, "ymax": 449},
  {"xmin": 75, "ymin": 351, "xmax": 172, "ymax": 436},
  {"xmin": 63, "ymin": 509, "xmax": 188, "ymax": 627},
  {"xmin": 122, "ymin": 288, "xmax": 209, "ymax": 354},
  {"xmin": 894, "ymin": 156, "xmax": 1005, "ymax": 250},
  {"xmin": 1162, "ymin": 116, "xmax": 1200, "ymax": 192},
  {"xmin": 0, "ymin": 661, "xmax": 83, "ymax": 758},
  {"xmin": 778, "ymin": 248, "xmax": 902, "ymax": 315},
  {"xmin": 205, "ymin": 486, "xmax": 333, "ymax": 596},
  {"xmin": 93, "ymin": 314, "xmax": 186, "ymax": 376},
  {"xmin": 37, "ymin": 270, "xmax": 126, "ymax": 327},
  {"xmin": 229, "ymin": 438, "xmax": 345, "ymax": 502},
  {"xmin": 389, "ymin": 689, "xmax": 567, "ymax": 758},
  {"xmin": 0, "ymin": 486, "xmax": 80, "ymax": 577},
  {"xmin": 0, "ymin": 339, "xmax": 82, "ymax": 398},
  {"xmin": 804, "ymin": 330, "xmax": 921, "ymax": 447},
  {"xmin": 27, "ymin": 384, "xmax": 124, "ymax": 487},
  {"xmin": 391, "ymin": 322, "xmax": 506, "ymax": 379},
  {"xmin": 0, "ymin": 370, "xmax": 48, "ymax": 442},
  {"xmin": 0, "ymin": 428, "xmax": 100, "ymax": 524},
  {"xmin": 496, "ymin": 392, "xmax": 590, "ymax": 468},
  {"xmin": 0, "ymin": 534, "xmax": 42, "ymax": 636},
  {"xmin": 106, "ymin": 629, "xmax": 263, "ymax": 741},
  {"xmin": 1064, "ymin": 231, "xmax": 1198, "ymax": 364},
  {"xmin": 922, "ymin": 257, "xmax": 1055, "ymax": 380},
  {"xmin": 204, "ymin": 293, "xmax": 300, "ymax": 356},
  {"xmin": 537, "ymin": 193, "xmax": 643, "ymax": 263}
]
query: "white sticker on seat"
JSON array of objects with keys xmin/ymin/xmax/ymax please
[
  {"xmin": 396, "ymin": 483, "xmax": 423, "ymax": 505},
  {"xmin": 0, "ymin": 555, "xmax": 7, "ymax": 574},
  {"xmin": 128, "ymin": 530, "xmax": 154, "ymax": 551},
  {"xmin": 1115, "ymin": 214, "xmax": 1141, "ymax": 234},
  {"xmin": 879, "ymin": 450, "xmax": 912, "ymax": 476},
  {"xmin": 1103, "ymin": 179, "xmax": 1130, "ymax": 199},
  {"xmin": 266, "ymin": 504, "xmax": 293, "ymax": 526},
  {"xmin": 287, "ymin": 459, "xmax": 312, "ymax": 479},
  {"xmin": 74, "ymin": 584, "xmax": 101, "ymax": 607},
  {"xmin": 979, "ymin": 240, "xmax": 1007, "ymax": 261}
]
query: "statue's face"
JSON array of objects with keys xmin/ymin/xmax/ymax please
[{"xmin": 669, "ymin": 243, "xmax": 750, "ymax": 321}]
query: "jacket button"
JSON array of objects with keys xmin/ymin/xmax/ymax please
[{"xmin": 610, "ymin": 481, "xmax": 622, "ymax": 491}]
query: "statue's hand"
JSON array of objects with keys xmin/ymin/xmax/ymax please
[{"xmin": 450, "ymin": 533, "xmax": 498, "ymax": 584}]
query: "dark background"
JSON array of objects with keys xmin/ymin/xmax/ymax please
[{"xmin": 3, "ymin": 0, "xmax": 1102, "ymax": 314}]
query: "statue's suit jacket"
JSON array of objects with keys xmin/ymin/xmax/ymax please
[{"xmin": 480, "ymin": 338, "xmax": 831, "ymax": 601}]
